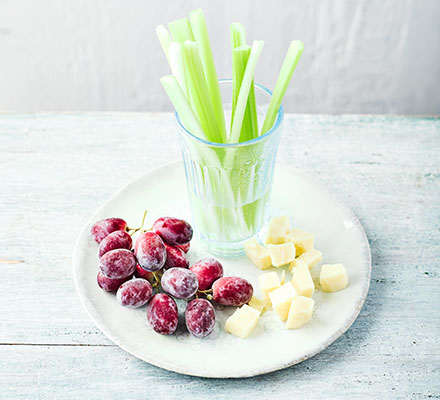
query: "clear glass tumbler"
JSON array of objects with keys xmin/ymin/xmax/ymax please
[{"xmin": 176, "ymin": 80, "xmax": 283, "ymax": 257}]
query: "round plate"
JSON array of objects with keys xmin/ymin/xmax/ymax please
[{"xmin": 73, "ymin": 161, "xmax": 371, "ymax": 378}]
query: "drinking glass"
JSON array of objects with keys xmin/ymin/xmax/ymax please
[{"xmin": 176, "ymin": 80, "xmax": 283, "ymax": 256}]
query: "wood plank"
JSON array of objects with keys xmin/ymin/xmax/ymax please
[{"xmin": 0, "ymin": 113, "xmax": 439, "ymax": 396}]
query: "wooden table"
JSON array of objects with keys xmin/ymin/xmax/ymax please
[{"xmin": 1, "ymin": 113, "xmax": 439, "ymax": 399}]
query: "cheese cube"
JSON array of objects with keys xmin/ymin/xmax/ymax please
[
  {"xmin": 280, "ymin": 270, "xmax": 286, "ymax": 285},
  {"xmin": 258, "ymin": 271, "xmax": 281, "ymax": 303},
  {"xmin": 244, "ymin": 239, "xmax": 272, "ymax": 270},
  {"xmin": 265, "ymin": 216, "xmax": 291, "ymax": 245},
  {"xmin": 286, "ymin": 296, "xmax": 314, "ymax": 329},
  {"xmin": 284, "ymin": 228, "xmax": 314, "ymax": 256},
  {"xmin": 268, "ymin": 242, "xmax": 296, "ymax": 267},
  {"xmin": 225, "ymin": 305, "xmax": 260, "ymax": 338},
  {"xmin": 292, "ymin": 264, "xmax": 315, "ymax": 297},
  {"xmin": 290, "ymin": 249, "xmax": 323, "ymax": 271},
  {"xmin": 268, "ymin": 282, "xmax": 297, "ymax": 321},
  {"xmin": 248, "ymin": 296, "xmax": 267, "ymax": 314},
  {"xmin": 320, "ymin": 264, "xmax": 348, "ymax": 292}
]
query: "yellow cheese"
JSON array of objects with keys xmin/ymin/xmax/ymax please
[
  {"xmin": 258, "ymin": 271, "xmax": 281, "ymax": 303},
  {"xmin": 268, "ymin": 242, "xmax": 296, "ymax": 267},
  {"xmin": 248, "ymin": 296, "xmax": 267, "ymax": 314},
  {"xmin": 225, "ymin": 305, "xmax": 260, "ymax": 338},
  {"xmin": 290, "ymin": 249, "xmax": 323, "ymax": 271},
  {"xmin": 319, "ymin": 264, "xmax": 348, "ymax": 292},
  {"xmin": 244, "ymin": 238, "xmax": 272, "ymax": 270},
  {"xmin": 286, "ymin": 296, "xmax": 314, "ymax": 329},
  {"xmin": 291, "ymin": 264, "xmax": 315, "ymax": 297},
  {"xmin": 284, "ymin": 228, "xmax": 314, "ymax": 256},
  {"xmin": 268, "ymin": 282, "xmax": 297, "ymax": 321},
  {"xmin": 265, "ymin": 215, "xmax": 291, "ymax": 245}
]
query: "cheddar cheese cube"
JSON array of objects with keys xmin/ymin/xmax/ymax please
[
  {"xmin": 248, "ymin": 296, "xmax": 267, "ymax": 314},
  {"xmin": 290, "ymin": 249, "xmax": 323, "ymax": 271},
  {"xmin": 286, "ymin": 296, "xmax": 314, "ymax": 329},
  {"xmin": 258, "ymin": 271, "xmax": 281, "ymax": 303},
  {"xmin": 225, "ymin": 305, "xmax": 260, "ymax": 338},
  {"xmin": 292, "ymin": 264, "xmax": 315, "ymax": 297},
  {"xmin": 319, "ymin": 264, "xmax": 348, "ymax": 292},
  {"xmin": 284, "ymin": 228, "xmax": 314, "ymax": 256},
  {"xmin": 244, "ymin": 238, "xmax": 272, "ymax": 270},
  {"xmin": 268, "ymin": 242, "xmax": 296, "ymax": 267},
  {"xmin": 268, "ymin": 282, "xmax": 297, "ymax": 321},
  {"xmin": 265, "ymin": 216, "xmax": 290, "ymax": 245}
]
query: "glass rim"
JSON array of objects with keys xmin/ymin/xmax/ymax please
[{"xmin": 174, "ymin": 79, "xmax": 284, "ymax": 148}]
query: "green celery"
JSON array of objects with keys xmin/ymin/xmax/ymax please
[
  {"xmin": 189, "ymin": 9, "xmax": 227, "ymax": 143},
  {"xmin": 260, "ymin": 40, "xmax": 304, "ymax": 135},
  {"xmin": 229, "ymin": 40, "xmax": 264, "ymax": 144},
  {"xmin": 168, "ymin": 18, "xmax": 195, "ymax": 43},
  {"xmin": 160, "ymin": 75, "xmax": 207, "ymax": 141},
  {"xmin": 182, "ymin": 41, "xmax": 223, "ymax": 144},
  {"xmin": 230, "ymin": 22, "xmax": 246, "ymax": 50},
  {"xmin": 168, "ymin": 42, "xmax": 188, "ymax": 97},
  {"xmin": 156, "ymin": 25, "xmax": 172, "ymax": 63}
]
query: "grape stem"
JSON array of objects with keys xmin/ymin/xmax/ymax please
[
  {"xmin": 128, "ymin": 227, "xmax": 140, "ymax": 237},
  {"xmin": 140, "ymin": 210, "xmax": 148, "ymax": 233},
  {"xmin": 197, "ymin": 288, "xmax": 213, "ymax": 300}
]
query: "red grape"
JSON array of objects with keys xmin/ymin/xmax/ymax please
[
  {"xmin": 161, "ymin": 267, "xmax": 198, "ymax": 299},
  {"xmin": 153, "ymin": 217, "xmax": 193, "ymax": 246},
  {"xmin": 164, "ymin": 244, "xmax": 189, "ymax": 269},
  {"xmin": 134, "ymin": 232, "xmax": 166, "ymax": 272},
  {"xmin": 189, "ymin": 258, "xmax": 223, "ymax": 290},
  {"xmin": 97, "ymin": 271, "xmax": 132, "ymax": 292},
  {"xmin": 185, "ymin": 298, "xmax": 216, "ymax": 338},
  {"xmin": 176, "ymin": 242, "xmax": 190, "ymax": 253},
  {"xmin": 134, "ymin": 264, "xmax": 155, "ymax": 283},
  {"xmin": 116, "ymin": 278, "xmax": 153, "ymax": 308},
  {"xmin": 91, "ymin": 217, "xmax": 127, "ymax": 243},
  {"xmin": 99, "ymin": 248, "xmax": 136, "ymax": 279},
  {"xmin": 98, "ymin": 230, "xmax": 132, "ymax": 257},
  {"xmin": 146, "ymin": 293, "xmax": 178, "ymax": 335},
  {"xmin": 212, "ymin": 277, "xmax": 253, "ymax": 306}
]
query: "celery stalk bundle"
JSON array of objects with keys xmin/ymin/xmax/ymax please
[
  {"xmin": 157, "ymin": 8, "xmax": 304, "ymax": 144},
  {"xmin": 156, "ymin": 9, "xmax": 304, "ymax": 251}
]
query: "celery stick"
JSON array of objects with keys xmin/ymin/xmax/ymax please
[
  {"xmin": 260, "ymin": 40, "xmax": 304, "ymax": 135},
  {"xmin": 182, "ymin": 41, "xmax": 223, "ymax": 144},
  {"xmin": 230, "ymin": 22, "xmax": 246, "ymax": 49},
  {"xmin": 189, "ymin": 9, "xmax": 227, "ymax": 143},
  {"xmin": 160, "ymin": 75, "xmax": 207, "ymax": 141},
  {"xmin": 229, "ymin": 40, "xmax": 264, "ymax": 144},
  {"xmin": 168, "ymin": 18, "xmax": 194, "ymax": 43},
  {"xmin": 231, "ymin": 45, "xmax": 250, "ymax": 126},
  {"xmin": 168, "ymin": 42, "xmax": 188, "ymax": 97},
  {"xmin": 156, "ymin": 25, "xmax": 172, "ymax": 63}
]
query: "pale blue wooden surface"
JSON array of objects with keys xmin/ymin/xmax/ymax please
[{"xmin": 0, "ymin": 113, "xmax": 439, "ymax": 399}]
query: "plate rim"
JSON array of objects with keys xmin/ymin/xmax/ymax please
[{"xmin": 72, "ymin": 160, "xmax": 371, "ymax": 378}]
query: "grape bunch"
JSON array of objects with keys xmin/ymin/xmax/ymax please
[{"xmin": 91, "ymin": 213, "xmax": 253, "ymax": 338}]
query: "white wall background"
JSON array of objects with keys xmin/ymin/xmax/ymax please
[{"xmin": 0, "ymin": 0, "xmax": 439, "ymax": 114}]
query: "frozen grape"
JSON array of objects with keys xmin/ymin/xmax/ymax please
[
  {"xmin": 153, "ymin": 217, "xmax": 193, "ymax": 246},
  {"xmin": 97, "ymin": 271, "xmax": 132, "ymax": 292},
  {"xmin": 189, "ymin": 258, "xmax": 223, "ymax": 290},
  {"xmin": 116, "ymin": 278, "xmax": 153, "ymax": 308},
  {"xmin": 91, "ymin": 217, "xmax": 127, "ymax": 243},
  {"xmin": 134, "ymin": 264, "xmax": 155, "ymax": 283},
  {"xmin": 212, "ymin": 277, "xmax": 253, "ymax": 306},
  {"xmin": 146, "ymin": 293, "xmax": 178, "ymax": 335},
  {"xmin": 161, "ymin": 267, "xmax": 198, "ymax": 299},
  {"xmin": 134, "ymin": 232, "xmax": 166, "ymax": 272},
  {"xmin": 185, "ymin": 298, "xmax": 216, "ymax": 338},
  {"xmin": 99, "ymin": 248, "xmax": 136, "ymax": 279},
  {"xmin": 164, "ymin": 244, "xmax": 189, "ymax": 269},
  {"xmin": 176, "ymin": 242, "xmax": 190, "ymax": 253},
  {"xmin": 98, "ymin": 230, "xmax": 132, "ymax": 257}
]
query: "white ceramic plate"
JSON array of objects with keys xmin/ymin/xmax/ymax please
[{"xmin": 73, "ymin": 161, "xmax": 371, "ymax": 378}]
